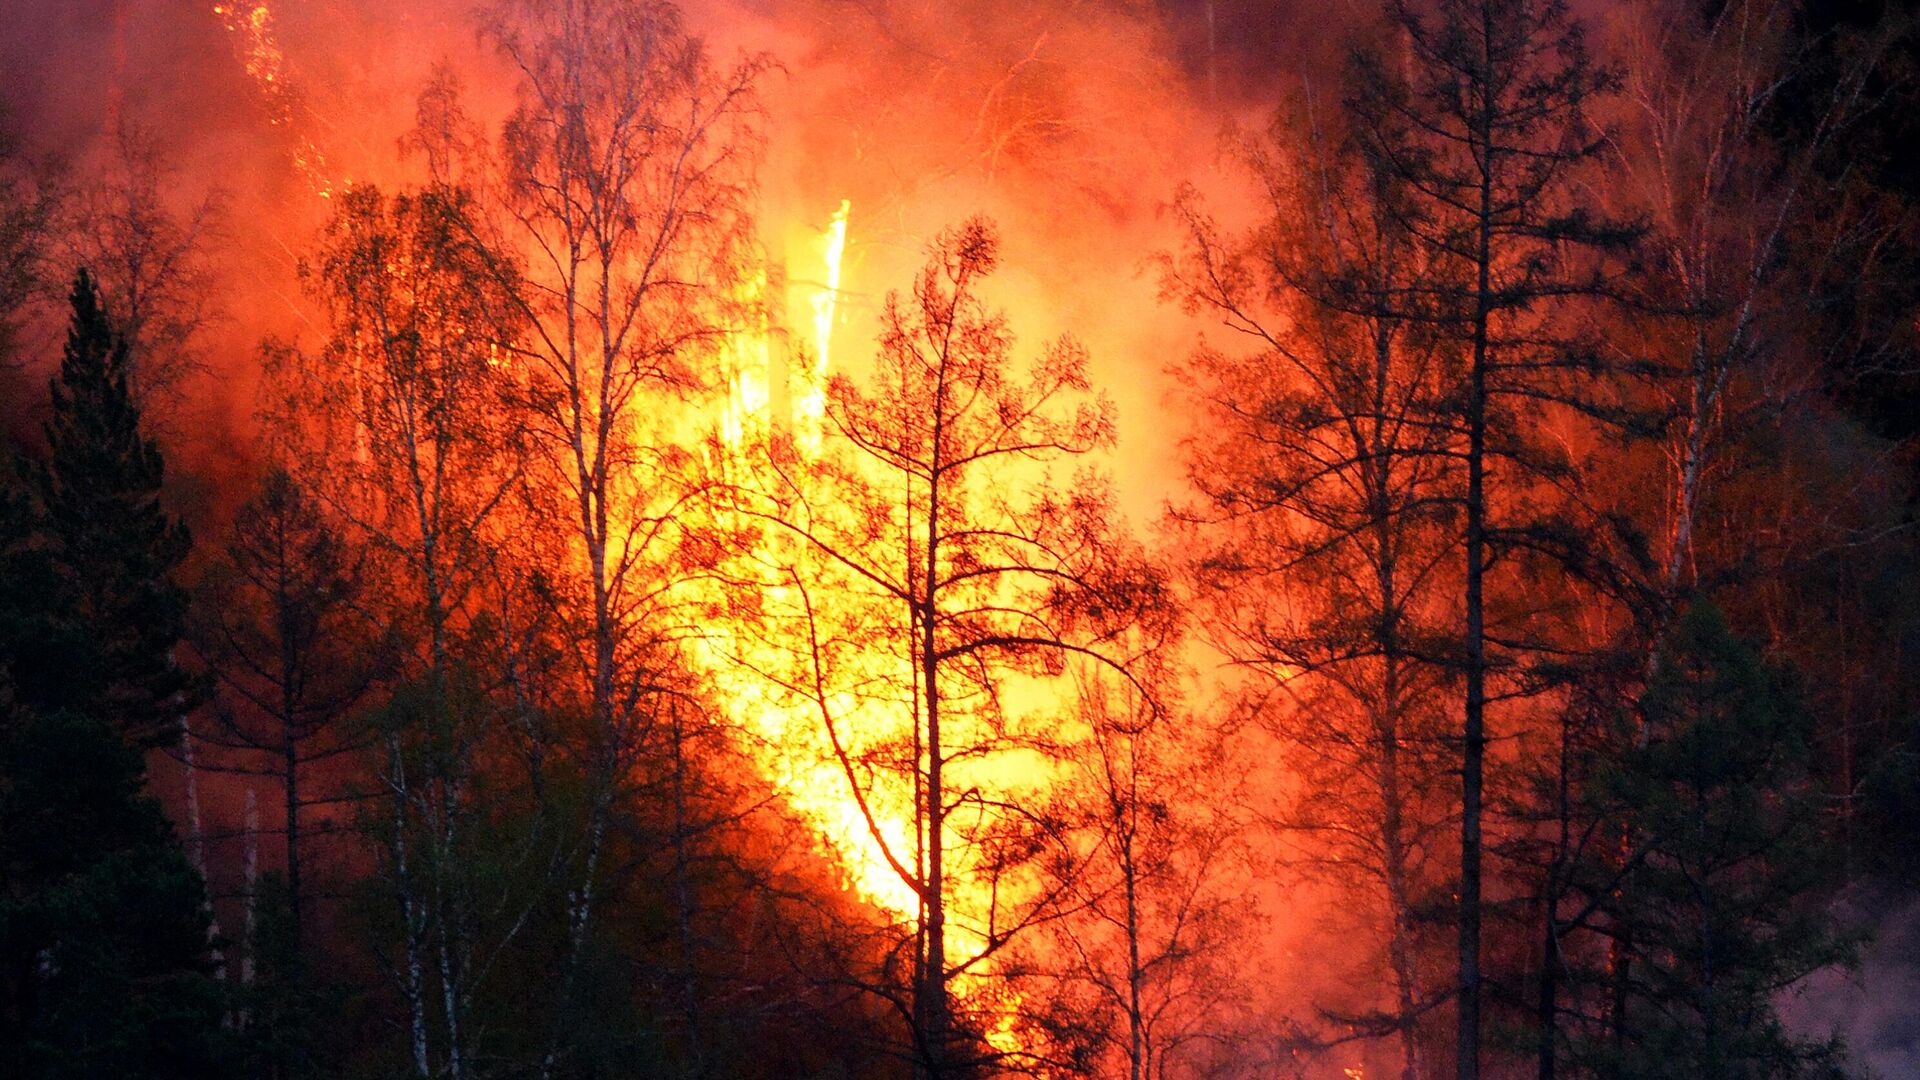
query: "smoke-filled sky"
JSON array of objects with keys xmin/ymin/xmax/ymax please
[{"xmin": 0, "ymin": 0, "xmax": 1341, "ymax": 531}]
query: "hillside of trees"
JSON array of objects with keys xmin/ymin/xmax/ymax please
[{"xmin": 3, "ymin": 1, "xmax": 1919, "ymax": 1078}]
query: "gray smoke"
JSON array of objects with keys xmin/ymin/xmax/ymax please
[{"xmin": 1782, "ymin": 892, "xmax": 1920, "ymax": 1077}]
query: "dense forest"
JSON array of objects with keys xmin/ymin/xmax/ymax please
[{"xmin": 3, "ymin": 0, "xmax": 1919, "ymax": 1077}]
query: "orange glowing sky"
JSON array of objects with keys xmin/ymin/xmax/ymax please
[{"xmin": 0, "ymin": 0, "xmax": 1350, "ymax": 1062}]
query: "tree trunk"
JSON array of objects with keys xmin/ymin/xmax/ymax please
[
  {"xmin": 243, "ymin": 788, "xmax": 260, "ymax": 990},
  {"xmin": 1458, "ymin": 203, "xmax": 1490, "ymax": 1080},
  {"xmin": 917, "ymin": 418, "xmax": 949, "ymax": 1079},
  {"xmin": 283, "ymin": 699, "xmax": 302, "ymax": 985},
  {"xmin": 1380, "ymin": 680, "xmax": 1423, "ymax": 1080},
  {"xmin": 389, "ymin": 735, "xmax": 431, "ymax": 1080},
  {"xmin": 672, "ymin": 705, "xmax": 705, "ymax": 1076},
  {"xmin": 1457, "ymin": 21, "xmax": 1497, "ymax": 1075},
  {"xmin": 1536, "ymin": 897, "xmax": 1559, "ymax": 1080},
  {"xmin": 1123, "ymin": 816, "xmax": 1145, "ymax": 1080}
]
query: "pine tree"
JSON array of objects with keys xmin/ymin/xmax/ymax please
[
  {"xmin": 27, "ymin": 270, "xmax": 196, "ymax": 749},
  {"xmin": 1566, "ymin": 605, "xmax": 1853, "ymax": 1079},
  {"xmin": 1166, "ymin": 83, "xmax": 1466, "ymax": 1077},
  {"xmin": 0, "ymin": 271, "xmax": 229, "ymax": 1078},
  {"xmin": 0, "ymin": 703, "xmax": 231, "ymax": 1078},
  {"xmin": 1345, "ymin": 5, "xmax": 1640, "ymax": 1073},
  {"xmin": 193, "ymin": 469, "xmax": 383, "ymax": 1078},
  {"xmin": 195, "ymin": 468, "xmax": 379, "ymax": 978}
]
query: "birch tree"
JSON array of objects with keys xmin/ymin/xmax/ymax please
[
  {"xmin": 62, "ymin": 121, "xmax": 221, "ymax": 410},
  {"xmin": 271, "ymin": 182, "xmax": 527, "ymax": 1080},
  {"xmin": 436, "ymin": 10, "xmax": 768, "ymax": 1064}
]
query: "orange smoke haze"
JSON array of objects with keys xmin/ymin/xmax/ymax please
[
  {"xmin": 2, "ymin": 0, "xmax": 1372, "ymax": 1068},
  {"xmin": 3, "ymin": 0, "xmax": 1328, "ymax": 523}
]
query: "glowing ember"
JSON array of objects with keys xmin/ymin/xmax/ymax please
[{"xmin": 211, "ymin": 1, "xmax": 340, "ymax": 197}]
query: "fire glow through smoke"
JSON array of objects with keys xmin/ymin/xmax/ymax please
[
  {"xmin": 708, "ymin": 196, "xmax": 939, "ymax": 925},
  {"xmin": 184, "ymin": 0, "xmax": 1228, "ymax": 1062},
  {"xmin": 13, "ymin": 1, "xmax": 1912, "ymax": 1076},
  {"xmin": 213, "ymin": 0, "xmax": 1034, "ymax": 1024},
  {"xmin": 211, "ymin": 1, "xmax": 341, "ymax": 198}
]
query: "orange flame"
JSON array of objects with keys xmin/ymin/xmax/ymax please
[
  {"xmin": 794, "ymin": 198, "xmax": 849, "ymax": 454},
  {"xmin": 705, "ymin": 203, "xmax": 1045, "ymax": 1058},
  {"xmin": 710, "ymin": 201, "xmax": 932, "ymax": 922}
]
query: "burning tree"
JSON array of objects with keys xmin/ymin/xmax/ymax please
[
  {"xmin": 736, "ymin": 218, "xmax": 1169, "ymax": 1077},
  {"xmin": 1012, "ymin": 674, "xmax": 1253, "ymax": 1080}
]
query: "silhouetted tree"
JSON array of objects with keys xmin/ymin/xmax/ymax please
[
  {"xmin": 0, "ymin": 702, "xmax": 232, "ymax": 1079},
  {"xmin": 192, "ymin": 466, "xmax": 383, "ymax": 1075},
  {"xmin": 25, "ymin": 271, "xmax": 196, "ymax": 749},
  {"xmin": 1346, "ymin": 4, "xmax": 1639, "ymax": 1073},
  {"xmin": 0, "ymin": 274, "xmax": 227, "ymax": 1079},
  {"xmin": 439, "ymin": 8, "xmax": 769, "ymax": 1067},
  {"xmin": 62, "ymin": 120, "xmax": 222, "ymax": 410},
  {"xmin": 1505, "ymin": 6, "xmax": 1912, "ymax": 1074},
  {"xmin": 0, "ymin": 122, "xmax": 63, "ymax": 373},
  {"xmin": 1014, "ymin": 676, "xmax": 1252, "ymax": 1080},
  {"xmin": 1166, "ymin": 82, "xmax": 1464, "ymax": 1078},
  {"xmin": 1565, "ymin": 605, "xmax": 1853, "ymax": 1079}
]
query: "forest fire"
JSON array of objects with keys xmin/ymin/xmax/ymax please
[
  {"xmin": 706, "ymin": 198, "xmax": 932, "ymax": 921},
  {"xmin": 4, "ymin": 1, "xmax": 1920, "ymax": 1079},
  {"xmin": 215, "ymin": 4, "xmax": 950, "ymax": 945}
]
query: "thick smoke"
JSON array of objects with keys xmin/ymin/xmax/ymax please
[{"xmin": 2, "ymin": 0, "xmax": 1322, "ymax": 520}]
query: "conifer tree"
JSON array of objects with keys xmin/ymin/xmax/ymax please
[
  {"xmin": 1166, "ymin": 85, "xmax": 1465, "ymax": 1077},
  {"xmin": 27, "ymin": 270, "xmax": 195, "ymax": 749},
  {"xmin": 1566, "ymin": 605, "xmax": 1852, "ymax": 1080},
  {"xmin": 0, "ymin": 702, "xmax": 231, "ymax": 1078},
  {"xmin": 0, "ymin": 270, "xmax": 228, "ymax": 1079},
  {"xmin": 1345, "ymin": 5, "xmax": 1640, "ymax": 1073}
]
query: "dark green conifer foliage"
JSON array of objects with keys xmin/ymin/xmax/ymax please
[
  {"xmin": 0, "ymin": 272, "xmax": 228, "ymax": 1077},
  {"xmin": 1572, "ymin": 605, "xmax": 1853, "ymax": 1080},
  {"xmin": 0, "ymin": 703, "xmax": 232, "ymax": 1078},
  {"xmin": 240, "ymin": 872, "xmax": 333, "ymax": 1079},
  {"xmin": 28, "ymin": 269, "xmax": 196, "ymax": 748}
]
